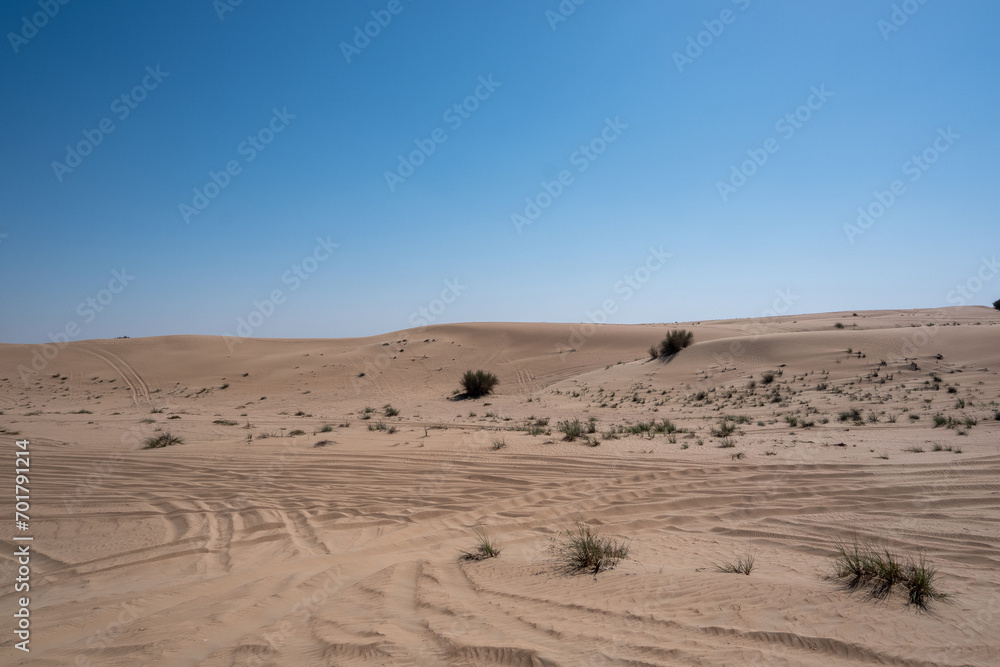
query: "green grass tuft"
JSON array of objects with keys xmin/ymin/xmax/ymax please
[
  {"xmin": 459, "ymin": 527, "xmax": 501, "ymax": 561},
  {"xmin": 832, "ymin": 537, "xmax": 946, "ymax": 609},
  {"xmin": 717, "ymin": 550, "xmax": 757, "ymax": 575},
  {"xmin": 557, "ymin": 523, "xmax": 630, "ymax": 573},
  {"xmin": 559, "ymin": 419, "xmax": 584, "ymax": 441}
]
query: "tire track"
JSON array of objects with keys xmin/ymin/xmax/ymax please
[{"xmin": 79, "ymin": 346, "xmax": 152, "ymax": 407}]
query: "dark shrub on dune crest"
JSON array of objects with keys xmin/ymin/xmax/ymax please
[{"xmin": 651, "ymin": 329, "xmax": 694, "ymax": 359}]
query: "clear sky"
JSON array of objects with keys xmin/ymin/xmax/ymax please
[{"xmin": 1, "ymin": 1, "xmax": 998, "ymax": 343}]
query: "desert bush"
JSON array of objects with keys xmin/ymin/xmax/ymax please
[
  {"xmin": 993, "ymin": 298, "xmax": 1000, "ymax": 311},
  {"xmin": 142, "ymin": 432, "xmax": 183, "ymax": 449},
  {"xmin": 460, "ymin": 370, "xmax": 499, "ymax": 398},
  {"xmin": 838, "ymin": 408, "xmax": 862, "ymax": 424},
  {"xmin": 383, "ymin": 404, "xmax": 399, "ymax": 417},
  {"xmin": 652, "ymin": 329, "xmax": 694, "ymax": 358},
  {"xmin": 558, "ymin": 523, "xmax": 630, "ymax": 573},
  {"xmin": 559, "ymin": 419, "xmax": 584, "ymax": 441},
  {"xmin": 711, "ymin": 420, "xmax": 737, "ymax": 437}
]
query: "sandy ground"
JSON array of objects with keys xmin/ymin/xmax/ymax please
[{"xmin": 1, "ymin": 306, "xmax": 999, "ymax": 666}]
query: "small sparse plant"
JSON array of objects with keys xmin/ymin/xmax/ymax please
[
  {"xmin": 491, "ymin": 437, "xmax": 507, "ymax": 450},
  {"xmin": 213, "ymin": 419, "xmax": 239, "ymax": 426},
  {"xmin": 383, "ymin": 404, "xmax": 399, "ymax": 417},
  {"xmin": 288, "ymin": 429, "xmax": 306, "ymax": 436},
  {"xmin": 717, "ymin": 550, "xmax": 757, "ymax": 575},
  {"xmin": 459, "ymin": 528, "xmax": 501, "ymax": 561}
]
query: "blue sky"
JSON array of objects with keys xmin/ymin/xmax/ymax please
[{"xmin": 1, "ymin": 1, "xmax": 997, "ymax": 343}]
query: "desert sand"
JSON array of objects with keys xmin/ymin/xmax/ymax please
[{"xmin": 1, "ymin": 306, "xmax": 999, "ymax": 666}]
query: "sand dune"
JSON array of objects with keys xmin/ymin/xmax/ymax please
[{"xmin": 2, "ymin": 307, "xmax": 999, "ymax": 665}]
